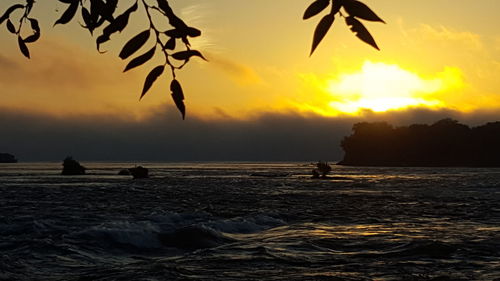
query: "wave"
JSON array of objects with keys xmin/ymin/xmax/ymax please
[
  {"xmin": 70, "ymin": 212, "xmax": 285, "ymax": 253},
  {"xmin": 73, "ymin": 221, "xmax": 163, "ymax": 250},
  {"xmin": 159, "ymin": 225, "xmax": 233, "ymax": 250},
  {"xmin": 204, "ymin": 214, "xmax": 285, "ymax": 234}
]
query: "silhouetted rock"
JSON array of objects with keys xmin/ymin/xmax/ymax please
[
  {"xmin": 118, "ymin": 169, "xmax": 131, "ymax": 176},
  {"xmin": 129, "ymin": 166, "xmax": 149, "ymax": 179},
  {"xmin": 339, "ymin": 119, "xmax": 500, "ymax": 167},
  {"xmin": 61, "ymin": 157, "xmax": 86, "ymax": 175},
  {"xmin": 0, "ymin": 153, "xmax": 17, "ymax": 163},
  {"xmin": 311, "ymin": 161, "xmax": 332, "ymax": 178}
]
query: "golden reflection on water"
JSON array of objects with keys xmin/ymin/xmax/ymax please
[
  {"xmin": 265, "ymin": 221, "xmax": 493, "ymax": 242},
  {"xmin": 310, "ymin": 224, "xmax": 395, "ymax": 238}
]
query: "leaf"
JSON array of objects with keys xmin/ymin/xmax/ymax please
[
  {"xmin": 54, "ymin": 1, "xmax": 79, "ymax": 26},
  {"xmin": 156, "ymin": 0, "xmax": 188, "ymax": 30},
  {"xmin": 100, "ymin": 0, "xmax": 117, "ymax": 22},
  {"xmin": 17, "ymin": 36, "xmax": 30, "ymax": 59},
  {"xmin": 6, "ymin": 19, "xmax": 16, "ymax": 34},
  {"xmin": 170, "ymin": 79, "xmax": 185, "ymax": 119},
  {"xmin": 97, "ymin": 1, "xmax": 138, "ymax": 52},
  {"xmin": 303, "ymin": 0, "xmax": 330, "ymax": 20},
  {"xmin": 0, "ymin": 4, "xmax": 24, "ymax": 25},
  {"xmin": 343, "ymin": 0, "xmax": 385, "ymax": 23},
  {"xmin": 165, "ymin": 38, "xmax": 176, "ymax": 50},
  {"xmin": 187, "ymin": 27, "xmax": 201, "ymax": 37},
  {"xmin": 123, "ymin": 46, "xmax": 156, "ymax": 72},
  {"xmin": 165, "ymin": 29, "xmax": 185, "ymax": 38},
  {"xmin": 89, "ymin": 0, "xmax": 111, "ymax": 29},
  {"xmin": 171, "ymin": 50, "xmax": 207, "ymax": 61},
  {"xmin": 140, "ymin": 65, "xmax": 164, "ymax": 100},
  {"xmin": 89, "ymin": 0, "xmax": 104, "ymax": 22},
  {"xmin": 310, "ymin": 13, "xmax": 335, "ymax": 56},
  {"xmin": 331, "ymin": 0, "xmax": 343, "ymax": 15},
  {"xmin": 119, "ymin": 30, "xmax": 150, "ymax": 59},
  {"xmin": 96, "ymin": 34, "xmax": 110, "ymax": 52},
  {"xmin": 101, "ymin": 5, "xmax": 116, "ymax": 22},
  {"xmin": 345, "ymin": 16, "xmax": 379, "ymax": 50},
  {"xmin": 23, "ymin": 32, "xmax": 40, "ymax": 43},
  {"xmin": 81, "ymin": 7, "xmax": 94, "ymax": 33},
  {"xmin": 29, "ymin": 18, "xmax": 39, "ymax": 32},
  {"xmin": 103, "ymin": 1, "xmax": 137, "ymax": 34},
  {"xmin": 23, "ymin": 19, "xmax": 41, "ymax": 43}
]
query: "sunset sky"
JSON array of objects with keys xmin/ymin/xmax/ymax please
[{"xmin": 1, "ymin": 0, "xmax": 500, "ymax": 160}]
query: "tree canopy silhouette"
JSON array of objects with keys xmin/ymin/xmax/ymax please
[
  {"xmin": 1, "ymin": 0, "xmax": 383, "ymax": 119},
  {"xmin": 339, "ymin": 119, "xmax": 500, "ymax": 167}
]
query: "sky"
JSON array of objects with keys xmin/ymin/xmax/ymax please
[{"xmin": 1, "ymin": 0, "xmax": 500, "ymax": 161}]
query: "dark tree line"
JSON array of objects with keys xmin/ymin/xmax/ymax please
[
  {"xmin": 1, "ymin": 0, "xmax": 383, "ymax": 119},
  {"xmin": 339, "ymin": 119, "xmax": 500, "ymax": 167}
]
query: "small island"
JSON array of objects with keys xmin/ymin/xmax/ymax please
[
  {"xmin": 0, "ymin": 153, "xmax": 18, "ymax": 163},
  {"xmin": 338, "ymin": 118, "xmax": 500, "ymax": 167}
]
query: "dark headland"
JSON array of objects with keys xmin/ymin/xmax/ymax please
[
  {"xmin": 0, "ymin": 153, "xmax": 17, "ymax": 163},
  {"xmin": 338, "ymin": 118, "xmax": 500, "ymax": 167}
]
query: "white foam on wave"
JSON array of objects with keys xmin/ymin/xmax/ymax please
[
  {"xmin": 205, "ymin": 214, "xmax": 285, "ymax": 234},
  {"xmin": 73, "ymin": 212, "xmax": 285, "ymax": 252},
  {"xmin": 147, "ymin": 211, "xmax": 285, "ymax": 234},
  {"xmin": 76, "ymin": 221, "xmax": 162, "ymax": 249}
]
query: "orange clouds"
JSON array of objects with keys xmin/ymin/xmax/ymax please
[{"xmin": 0, "ymin": 36, "xmax": 169, "ymax": 118}]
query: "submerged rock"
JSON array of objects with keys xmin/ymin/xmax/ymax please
[
  {"xmin": 0, "ymin": 153, "xmax": 17, "ymax": 163},
  {"xmin": 61, "ymin": 157, "xmax": 86, "ymax": 175},
  {"xmin": 129, "ymin": 166, "xmax": 149, "ymax": 179}
]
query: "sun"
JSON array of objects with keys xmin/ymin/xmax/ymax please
[
  {"xmin": 327, "ymin": 61, "xmax": 452, "ymax": 114},
  {"xmin": 295, "ymin": 61, "xmax": 464, "ymax": 116}
]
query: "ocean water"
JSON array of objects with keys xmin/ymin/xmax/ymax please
[{"xmin": 0, "ymin": 162, "xmax": 499, "ymax": 281}]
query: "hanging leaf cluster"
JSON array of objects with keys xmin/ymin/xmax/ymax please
[
  {"xmin": 1, "ymin": 0, "xmax": 39, "ymax": 59},
  {"xmin": 0, "ymin": 0, "xmax": 207, "ymax": 120},
  {"xmin": 303, "ymin": 0, "xmax": 385, "ymax": 55}
]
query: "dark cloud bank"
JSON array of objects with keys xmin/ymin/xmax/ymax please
[{"xmin": 1, "ymin": 106, "xmax": 499, "ymax": 162}]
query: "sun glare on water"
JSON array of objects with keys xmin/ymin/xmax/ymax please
[{"xmin": 299, "ymin": 61, "xmax": 464, "ymax": 116}]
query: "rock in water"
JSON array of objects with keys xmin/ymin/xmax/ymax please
[
  {"xmin": 61, "ymin": 157, "xmax": 86, "ymax": 175},
  {"xmin": 0, "ymin": 153, "xmax": 17, "ymax": 163},
  {"xmin": 312, "ymin": 161, "xmax": 332, "ymax": 178},
  {"xmin": 118, "ymin": 169, "xmax": 131, "ymax": 175},
  {"xmin": 129, "ymin": 166, "xmax": 149, "ymax": 179}
]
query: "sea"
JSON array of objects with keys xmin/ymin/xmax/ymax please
[{"xmin": 0, "ymin": 162, "xmax": 499, "ymax": 281}]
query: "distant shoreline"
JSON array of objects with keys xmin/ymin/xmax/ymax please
[
  {"xmin": 336, "ymin": 162, "xmax": 500, "ymax": 168},
  {"xmin": 339, "ymin": 119, "xmax": 500, "ymax": 168}
]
